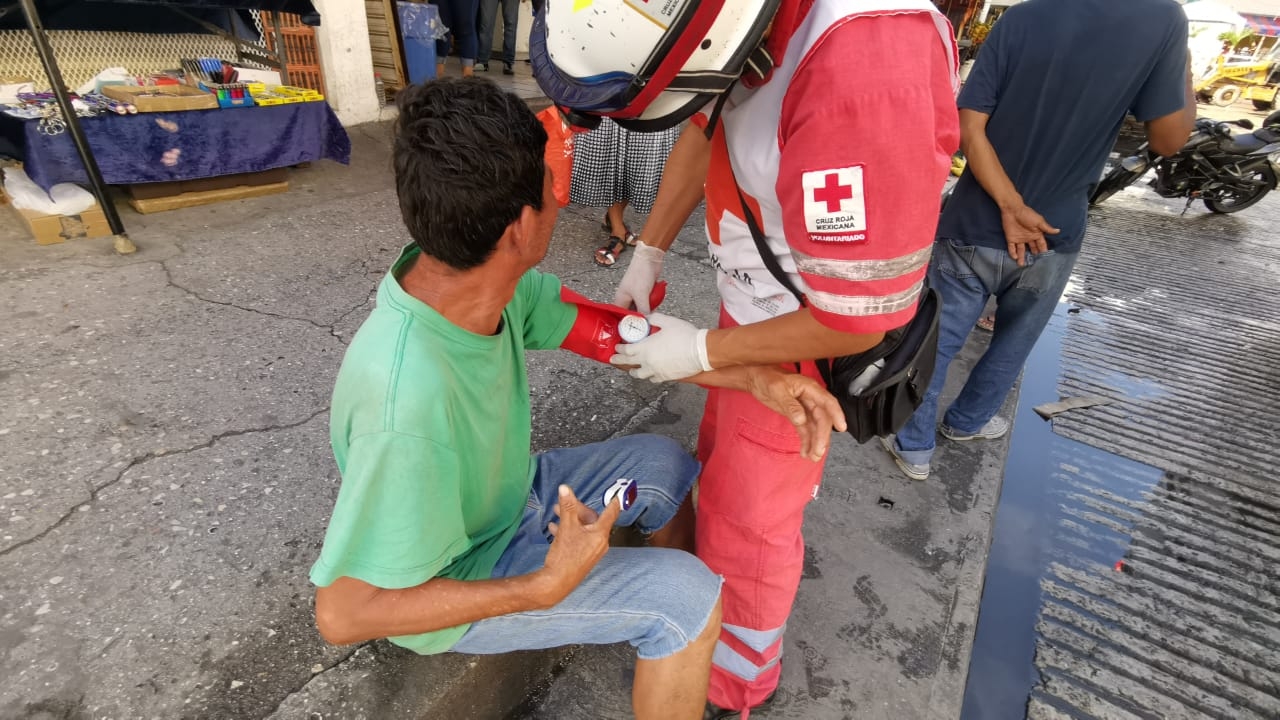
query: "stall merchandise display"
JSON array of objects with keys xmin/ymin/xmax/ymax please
[
  {"xmin": 3, "ymin": 90, "xmax": 143, "ymax": 135},
  {"xmin": 0, "ymin": 38, "xmax": 346, "ymax": 228},
  {"xmin": 100, "ymin": 84, "xmax": 217, "ymax": 112},
  {"xmin": 0, "ymin": 59, "xmax": 327, "ymax": 122},
  {"xmin": 1, "ymin": 97, "xmax": 352, "ymax": 190},
  {"xmin": 182, "ymin": 58, "xmax": 254, "ymax": 108}
]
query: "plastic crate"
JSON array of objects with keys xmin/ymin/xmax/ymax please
[{"xmin": 261, "ymin": 13, "xmax": 327, "ymax": 96}]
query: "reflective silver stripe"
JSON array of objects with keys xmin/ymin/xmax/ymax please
[
  {"xmin": 722, "ymin": 622, "xmax": 786, "ymax": 653},
  {"xmin": 712, "ymin": 640, "xmax": 783, "ymax": 681},
  {"xmin": 807, "ymin": 280, "xmax": 923, "ymax": 318},
  {"xmin": 791, "ymin": 245, "xmax": 932, "ymax": 283}
]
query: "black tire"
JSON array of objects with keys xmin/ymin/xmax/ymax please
[
  {"xmin": 1089, "ymin": 166, "xmax": 1142, "ymax": 206},
  {"xmin": 1203, "ymin": 165, "xmax": 1277, "ymax": 213},
  {"xmin": 1253, "ymin": 99, "xmax": 1276, "ymax": 111},
  {"xmin": 1266, "ymin": 110, "xmax": 1280, "ymax": 128}
]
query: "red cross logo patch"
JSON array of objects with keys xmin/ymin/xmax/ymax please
[{"xmin": 802, "ymin": 166, "xmax": 867, "ymax": 241}]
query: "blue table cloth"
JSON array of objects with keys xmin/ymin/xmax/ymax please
[{"xmin": 1, "ymin": 101, "xmax": 350, "ymax": 191}]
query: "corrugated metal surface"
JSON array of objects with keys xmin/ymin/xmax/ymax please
[
  {"xmin": 366, "ymin": 0, "xmax": 406, "ymax": 94},
  {"xmin": 1023, "ymin": 195, "xmax": 1280, "ymax": 719}
]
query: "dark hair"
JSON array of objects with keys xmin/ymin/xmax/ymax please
[{"xmin": 393, "ymin": 78, "xmax": 547, "ymax": 270}]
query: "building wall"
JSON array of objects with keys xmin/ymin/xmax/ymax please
[
  {"xmin": 484, "ymin": 1, "xmax": 535, "ymax": 56},
  {"xmin": 313, "ymin": 0, "xmax": 382, "ymax": 126}
]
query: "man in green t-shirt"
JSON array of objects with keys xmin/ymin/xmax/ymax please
[{"xmin": 310, "ymin": 79, "xmax": 847, "ymax": 719}]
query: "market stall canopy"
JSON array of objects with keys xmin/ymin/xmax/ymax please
[
  {"xmin": 1245, "ymin": 14, "xmax": 1280, "ymax": 36},
  {"xmin": 0, "ymin": 0, "xmax": 319, "ymax": 32}
]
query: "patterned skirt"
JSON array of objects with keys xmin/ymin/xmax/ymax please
[{"xmin": 569, "ymin": 119, "xmax": 681, "ymax": 215}]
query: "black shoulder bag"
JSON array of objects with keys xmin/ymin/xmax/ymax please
[{"xmin": 736, "ymin": 190, "xmax": 942, "ymax": 444}]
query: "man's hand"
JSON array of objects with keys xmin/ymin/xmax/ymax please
[
  {"xmin": 546, "ymin": 497, "xmax": 598, "ymax": 536},
  {"xmin": 537, "ymin": 485, "xmax": 621, "ymax": 606},
  {"xmin": 615, "ymin": 241, "xmax": 665, "ymax": 313},
  {"xmin": 610, "ymin": 312, "xmax": 713, "ymax": 382},
  {"xmin": 960, "ymin": 109, "xmax": 1060, "ymax": 267},
  {"xmin": 1001, "ymin": 204, "xmax": 1059, "ymax": 266},
  {"xmin": 745, "ymin": 367, "xmax": 848, "ymax": 461}
]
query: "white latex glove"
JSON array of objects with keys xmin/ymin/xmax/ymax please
[
  {"xmin": 614, "ymin": 241, "xmax": 665, "ymax": 313},
  {"xmin": 610, "ymin": 312, "xmax": 712, "ymax": 383}
]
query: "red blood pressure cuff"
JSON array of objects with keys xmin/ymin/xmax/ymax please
[{"xmin": 559, "ymin": 282, "xmax": 666, "ymax": 363}]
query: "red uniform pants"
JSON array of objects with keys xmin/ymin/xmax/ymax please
[{"xmin": 696, "ymin": 309, "xmax": 829, "ymax": 714}]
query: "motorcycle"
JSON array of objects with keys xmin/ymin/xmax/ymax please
[{"xmin": 1090, "ymin": 112, "xmax": 1280, "ymax": 213}]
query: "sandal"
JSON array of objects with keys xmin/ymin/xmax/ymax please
[
  {"xmin": 601, "ymin": 214, "xmax": 638, "ymax": 244},
  {"xmin": 594, "ymin": 236, "xmax": 629, "ymax": 267},
  {"xmin": 975, "ymin": 314, "xmax": 996, "ymax": 332}
]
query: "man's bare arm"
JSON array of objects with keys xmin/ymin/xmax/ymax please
[
  {"xmin": 614, "ymin": 122, "xmax": 713, "ymax": 312},
  {"xmin": 959, "ymin": 108, "xmax": 1019, "ymax": 211},
  {"xmin": 316, "ymin": 486, "xmax": 621, "ymax": 645},
  {"xmin": 1145, "ymin": 62, "xmax": 1196, "ymax": 157},
  {"xmin": 316, "ymin": 574, "xmax": 554, "ymax": 645},
  {"xmin": 959, "ymin": 108, "xmax": 1059, "ymax": 266},
  {"xmin": 681, "ymin": 363, "xmax": 848, "ymax": 461},
  {"xmin": 704, "ymin": 307, "xmax": 885, "ymax": 369},
  {"xmin": 636, "ymin": 123, "xmax": 712, "ymax": 252}
]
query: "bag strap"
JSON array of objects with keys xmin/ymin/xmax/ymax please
[
  {"xmin": 743, "ymin": 44, "xmax": 776, "ymax": 86},
  {"xmin": 703, "ymin": 86, "xmax": 732, "ymax": 141},
  {"xmin": 737, "ymin": 188, "xmax": 804, "ymax": 307},
  {"xmin": 701, "ymin": 37, "xmax": 774, "ymax": 140},
  {"xmin": 735, "ymin": 188, "xmax": 837, "ymax": 385}
]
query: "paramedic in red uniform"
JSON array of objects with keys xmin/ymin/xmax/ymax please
[{"xmin": 533, "ymin": 1, "xmax": 960, "ymax": 716}]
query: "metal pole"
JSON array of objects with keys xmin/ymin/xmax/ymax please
[
  {"xmin": 270, "ymin": 11, "xmax": 290, "ymax": 84},
  {"xmin": 18, "ymin": 0, "xmax": 135, "ymax": 253}
]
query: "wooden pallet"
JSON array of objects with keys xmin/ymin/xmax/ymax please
[
  {"xmin": 366, "ymin": 0, "xmax": 407, "ymax": 97},
  {"xmin": 128, "ymin": 181, "xmax": 289, "ymax": 214}
]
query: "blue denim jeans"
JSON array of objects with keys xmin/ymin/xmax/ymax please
[
  {"xmin": 435, "ymin": 0, "xmax": 481, "ymax": 62},
  {"xmin": 476, "ymin": 0, "xmax": 518, "ymax": 65},
  {"xmin": 451, "ymin": 434, "xmax": 722, "ymax": 660},
  {"xmin": 896, "ymin": 238, "xmax": 1079, "ymax": 464}
]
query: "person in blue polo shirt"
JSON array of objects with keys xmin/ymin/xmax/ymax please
[{"xmin": 883, "ymin": 0, "xmax": 1196, "ymax": 480}]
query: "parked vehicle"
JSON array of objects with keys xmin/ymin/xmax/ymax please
[
  {"xmin": 1194, "ymin": 48, "xmax": 1280, "ymax": 110},
  {"xmin": 1089, "ymin": 114, "xmax": 1280, "ymax": 213}
]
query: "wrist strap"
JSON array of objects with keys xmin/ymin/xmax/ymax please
[{"xmin": 694, "ymin": 328, "xmax": 713, "ymax": 372}]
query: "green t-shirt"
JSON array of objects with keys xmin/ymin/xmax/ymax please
[{"xmin": 309, "ymin": 246, "xmax": 576, "ymax": 654}]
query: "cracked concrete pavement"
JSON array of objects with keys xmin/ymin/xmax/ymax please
[{"xmin": 1, "ymin": 121, "xmax": 1009, "ymax": 719}]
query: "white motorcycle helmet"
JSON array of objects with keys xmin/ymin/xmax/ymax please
[{"xmin": 531, "ymin": 0, "xmax": 782, "ymax": 131}]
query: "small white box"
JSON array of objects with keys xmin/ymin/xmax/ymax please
[
  {"xmin": 0, "ymin": 79, "xmax": 34, "ymax": 104},
  {"xmin": 232, "ymin": 67, "xmax": 282, "ymax": 85}
]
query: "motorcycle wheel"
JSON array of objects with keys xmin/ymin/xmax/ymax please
[
  {"xmin": 1089, "ymin": 166, "xmax": 1142, "ymax": 206},
  {"xmin": 1203, "ymin": 165, "xmax": 1277, "ymax": 214}
]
